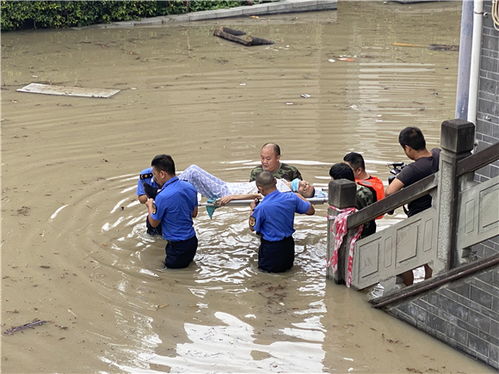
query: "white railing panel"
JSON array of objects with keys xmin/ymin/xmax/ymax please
[
  {"xmin": 457, "ymin": 176, "xmax": 499, "ymax": 250},
  {"xmin": 352, "ymin": 208, "xmax": 437, "ymax": 289}
]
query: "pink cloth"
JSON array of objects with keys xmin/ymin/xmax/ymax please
[{"xmin": 327, "ymin": 206, "xmax": 364, "ymax": 287}]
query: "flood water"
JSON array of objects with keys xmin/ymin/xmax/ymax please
[{"xmin": 1, "ymin": 1, "xmax": 494, "ymax": 373}]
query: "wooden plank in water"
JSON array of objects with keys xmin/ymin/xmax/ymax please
[
  {"xmin": 17, "ymin": 83, "xmax": 120, "ymax": 98},
  {"xmin": 213, "ymin": 26, "xmax": 273, "ymax": 46}
]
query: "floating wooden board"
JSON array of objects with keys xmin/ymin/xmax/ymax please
[
  {"xmin": 17, "ymin": 83, "xmax": 120, "ymax": 98},
  {"xmin": 213, "ymin": 26, "xmax": 273, "ymax": 46}
]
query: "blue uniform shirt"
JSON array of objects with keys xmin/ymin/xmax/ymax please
[
  {"xmin": 137, "ymin": 167, "xmax": 161, "ymax": 197},
  {"xmin": 151, "ymin": 176, "xmax": 198, "ymax": 241},
  {"xmin": 252, "ymin": 190, "xmax": 311, "ymax": 241}
]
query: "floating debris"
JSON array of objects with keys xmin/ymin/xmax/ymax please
[
  {"xmin": 17, "ymin": 83, "xmax": 120, "ymax": 98},
  {"xmin": 392, "ymin": 42, "xmax": 458, "ymax": 51},
  {"xmin": 338, "ymin": 57, "xmax": 356, "ymax": 62},
  {"xmin": 213, "ymin": 26, "xmax": 273, "ymax": 46},
  {"xmin": 3, "ymin": 319, "xmax": 49, "ymax": 335}
]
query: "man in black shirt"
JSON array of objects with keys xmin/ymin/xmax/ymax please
[{"xmin": 385, "ymin": 127, "xmax": 440, "ymax": 285}]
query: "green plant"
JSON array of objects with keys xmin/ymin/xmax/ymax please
[{"xmin": 0, "ymin": 0, "xmax": 265, "ymax": 31}]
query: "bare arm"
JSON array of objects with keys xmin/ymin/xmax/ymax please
[
  {"xmin": 385, "ymin": 178, "xmax": 405, "ymax": 197},
  {"xmin": 192, "ymin": 206, "xmax": 198, "ymax": 218},
  {"xmin": 217, "ymin": 193, "xmax": 262, "ymax": 206}
]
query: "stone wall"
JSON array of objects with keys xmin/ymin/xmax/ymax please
[
  {"xmin": 385, "ymin": 265, "xmax": 499, "ymax": 369},
  {"xmin": 476, "ymin": 0, "xmax": 499, "ymax": 176},
  {"xmin": 472, "ymin": 0, "xmax": 499, "ymax": 259}
]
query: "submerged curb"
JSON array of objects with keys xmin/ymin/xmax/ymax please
[{"xmin": 90, "ymin": 0, "xmax": 337, "ymax": 29}]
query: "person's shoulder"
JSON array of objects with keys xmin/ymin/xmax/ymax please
[
  {"xmin": 139, "ymin": 167, "xmax": 152, "ymax": 175},
  {"xmin": 179, "ymin": 179, "xmax": 197, "ymax": 191},
  {"xmin": 281, "ymin": 191, "xmax": 306, "ymax": 205},
  {"xmin": 278, "ymin": 163, "xmax": 302, "ymax": 180},
  {"xmin": 356, "ymin": 184, "xmax": 375, "ymax": 202},
  {"xmin": 356, "ymin": 184, "xmax": 371, "ymax": 193},
  {"xmin": 259, "ymin": 190, "xmax": 281, "ymax": 204},
  {"xmin": 250, "ymin": 165, "xmax": 263, "ymax": 174},
  {"xmin": 369, "ymin": 175, "xmax": 383, "ymax": 184},
  {"xmin": 280, "ymin": 162, "xmax": 299, "ymax": 171}
]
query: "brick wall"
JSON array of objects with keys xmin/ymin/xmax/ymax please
[
  {"xmin": 386, "ymin": 265, "xmax": 499, "ymax": 369},
  {"xmin": 472, "ymin": 0, "xmax": 499, "ymax": 259},
  {"xmin": 476, "ymin": 0, "xmax": 499, "ymax": 175}
]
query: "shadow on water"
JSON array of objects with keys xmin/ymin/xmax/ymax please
[{"xmin": 1, "ymin": 1, "xmax": 494, "ymax": 373}]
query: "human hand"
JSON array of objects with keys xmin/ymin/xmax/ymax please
[
  {"xmin": 217, "ymin": 196, "xmax": 232, "ymax": 206},
  {"xmin": 249, "ymin": 197, "xmax": 260, "ymax": 210},
  {"xmin": 145, "ymin": 198, "xmax": 156, "ymax": 214}
]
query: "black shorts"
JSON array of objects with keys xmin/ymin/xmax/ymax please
[
  {"xmin": 164, "ymin": 235, "xmax": 198, "ymax": 269},
  {"xmin": 258, "ymin": 236, "xmax": 295, "ymax": 273}
]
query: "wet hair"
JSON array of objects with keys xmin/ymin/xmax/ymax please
[
  {"xmin": 262, "ymin": 143, "xmax": 281, "ymax": 156},
  {"xmin": 255, "ymin": 171, "xmax": 276, "ymax": 188},
  {"xmin": 399, "ymin": 127, "xmax": 426, "ymax": 151},
  {"xmin": 329, "ymin": 163, "xmax": 355, "ymax": 182},
  {"xmin": 151, "ymin": 154, "xmax": 175, "ymax": 175},
  {"xmin": 343, "ymin": 152, "xmax": 365, "ymax": 171}
]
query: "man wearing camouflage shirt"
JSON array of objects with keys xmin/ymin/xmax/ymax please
[
  {"xmin": 249, "ymin": 143, "xmax": 302, "ymax": 182},
  {"xmin": 329, "ymin": 162, "xmax": 376, "ymax": 238}
]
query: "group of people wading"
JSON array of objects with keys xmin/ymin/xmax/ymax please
[{"xmin": 137, "ymin": 127, "xmax": 440, "ymax": 286}]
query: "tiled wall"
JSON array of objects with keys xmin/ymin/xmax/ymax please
[{"xmin": 387, "ymin": 266, "xmax": 498, "ymax": 369}]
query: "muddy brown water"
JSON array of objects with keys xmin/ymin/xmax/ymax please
[{"xmin": 1, "ymin": 1, "xmax": 494, "ymax": 373}]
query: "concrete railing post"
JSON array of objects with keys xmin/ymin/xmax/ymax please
[
  {"xmin": 436, "ymin": 119, "xmax": 475, "ymax": 271},
  {"xmin": 327, "ymin": 179, "xmax": 357, "ymax": 283}
]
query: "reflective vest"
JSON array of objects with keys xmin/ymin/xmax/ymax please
[{"xmin": 355, "ymin": 176, "xmax": 385, "ymax": 219}]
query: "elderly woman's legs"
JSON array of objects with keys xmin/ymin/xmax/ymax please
[{"xmin": 178, "ymin": 164, "xmax": 230, "ymax": 199}]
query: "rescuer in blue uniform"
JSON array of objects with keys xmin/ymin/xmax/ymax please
[
  {"xmin": 137, "ymin": 167, "xmax": 163, "ymax": 235},
  {"xmin": 145, "ymin": 154, "xmax": 199, "ymax": 269},
  {"xmin": 249, "ymin": 171, "xmax": 315, "ymax": 273}
]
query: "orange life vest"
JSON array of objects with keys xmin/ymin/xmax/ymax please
[{"xmin": 355, "ymin": 176, "xmax": 385, "ymax": 219}]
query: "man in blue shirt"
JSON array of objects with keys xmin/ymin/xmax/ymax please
[
  {"xmin": 249, "ymin": 171, "xmax": 315, "ymax": 273},
  {"xmin": 136, "ymin": 167, "xmax": 163, "ymax": 235},
  {"xmin": 145, "ymin": 155, "xmax": 199, "ymax": 269}
]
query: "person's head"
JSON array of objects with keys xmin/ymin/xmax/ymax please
[
  {"xmin": 343, "ymin": 152, "xmax": 366, "ymax": 179},
  {"xmin": 297, "ymin": 180, "xmax": 315, "ymax": 198},
  {"xmin": 329, "ymin": 163, "xmax": 355, "ymax": 182},
  {"xmin": 260, "ymin": 143, "xmax": 281, "ymax": 173},
  {"xmin": 399, "ymin": 127, "xmax": 426, "ymax": 159},
  {"xmin": 151, "ymin": 154, "xmax": 175, "ymax": 185},
  {"xmin": 255, "ymin": 170, "xmax": 277, "ymax": 195}
]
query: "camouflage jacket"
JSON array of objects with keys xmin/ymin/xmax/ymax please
[
  {"xmin": 249, "ymin": 163, "xmax": 302, "ymax": 182},
  {"xmin": 356, "ymin": 184, "xmax": 376, "ymax": 237}
]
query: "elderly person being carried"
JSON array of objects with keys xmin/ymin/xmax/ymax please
[{"xmin": 178, "ymin": 164, "xmax": 319, "ymax": 206}]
